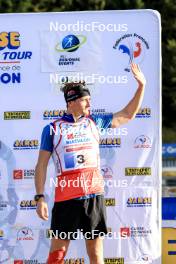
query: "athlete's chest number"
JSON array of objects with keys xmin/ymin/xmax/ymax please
[{"xmin": 77, "ymin": 155, "xmax": 85, "ymax": 164}]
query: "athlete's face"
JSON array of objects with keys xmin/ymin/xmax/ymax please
[{"xmin": 69, "ymin": 96, "xmax": 91, "ymax": 116}]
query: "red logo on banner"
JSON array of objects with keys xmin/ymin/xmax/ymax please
[
  {"xmin": 14, "ymin": 260, "xmax": 23, "ymax": 264},
  {"xmin": 13, "ymin": 170, "xmax": 23, "ymax": 179},
  {"xmin": 67, "ymin": 133, "xmax": 74, "ymax": 139},
  {"xmin": 120, "ymin": 227, "xmax": 130, "ymax": 237}
]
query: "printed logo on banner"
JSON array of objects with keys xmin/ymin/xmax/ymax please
[
  {"xmin": 106, "ymin": 227, "xmax": 113, "ymax": 238},
  {"xmin": 0, "ymin": 229, "xmax": 4, "ymax": 240},
  {"xmin": 127, "ymin": 197, "xmax": 152, "ymax": 207},
  {"xmin": 4, "ymin": 111, "xmax": 31, "ymax": 120},
  {"xmin": 64, "ymin": 258, "xmax": 85, "ymax": 264},
  {"xmin": 0, "ymin": 200, "xmax": 8, "ymax": 211},
  {"xmin": 43, "ymin": 109, "xmax": 66, "ymax": 120},
  {"xmin": 91, "ymin": 108, "xmax": 112, "ymax": 115},
  {"xmin": 46, "ymin": 229, "xmax": 52, "ymax": 238},
  {"xmin": 120, "ymin": 227, "xmax": 131, "ymax": 238},
  {"xmin": 14, "ymin": 260, "xmax": 43, "ymax": 264},
  {"xmin": 120, "ymin": 227, "xmax": 152, "ymax": 237},
  {"xmin": 99, "ymin": 138, "xmax": 121, "ymax": 148},
  {"xmin": 105, "ymin": 198, "xmax": 116, "ymax": 206},
  {"xmin": 113, "ymin": 33, "xmax": 149, "ymax": 72},
  {"xmin": 13, "ymin": 169, "xmax": 35, "ymax": 180},
  {"xmin": 13, "ymin": 170, "xmax": 23, "ymax": 179},
  {"xmin": 135, "ymin": 108, "xmax": 151, "ymax": 118},
  {"xmin": 134, "ymin": 135, "xmax": 152, "ymax": 148},
  {"xmin": 137, "ymin": 254, "xmax": 153, "ymax": 263},
  {"xmin": 0, "ymin": 31, "xmax": 32, "ymax": 84},
  {"xmin": 55, "ymin": 34, "xmax": 86, "ymax": 67},
  {"xmin": 101, "ymin": 166, "xmax": 113, "ymax": 196},
  {"xmin": 20, "ymin": 200, "xmax": 37, "ymax": 210},
  {"xmin": 104, "ymin": 258, "xmax": 124, "ymax": 264},
  {"xmin": 14, "ymin": 260, "xmax": 45, "ymax": 264},
  {"xmin": 14, "ymin": 261, "xmax": 23, "ymax": 264},
  {"xmin": 17, "ymin": 227, "xmax": 34, "ymax": 241},
  {"xmin": 101, "ymin": 166, "xmax": 113, "ymax": 179},
  {"xmin": 125, "ymin": 167, "xmax": 151, "ymax": 176},
  {"xmin": 13, "ymin": 140, "xmax": 39, "ymax": 150}
]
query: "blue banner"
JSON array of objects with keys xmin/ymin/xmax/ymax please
[{"xmin": 163, "ymin": 144, "xmax": 176, "ymax": 158}]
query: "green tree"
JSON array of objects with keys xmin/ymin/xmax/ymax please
[{"xmin": 0, "ymin": 0, "xmax": 175, "ymax": 142}]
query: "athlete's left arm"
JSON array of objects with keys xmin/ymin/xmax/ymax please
[{"xmin": 111, "ymin": 63, "xmax": 146, "ymax": 128}]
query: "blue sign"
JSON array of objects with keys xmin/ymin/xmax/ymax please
[
  {"xmin": 162, "ymin": 144, "xmax": 176, "ymax": 158},
  {"xmin": 162, "ymin": 197, "xmax": 176, "ymax": 220}
]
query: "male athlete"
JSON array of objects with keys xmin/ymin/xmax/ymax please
[{"xmin": 34, "ymin": 64, "xmax": 146, "ymax": 264}]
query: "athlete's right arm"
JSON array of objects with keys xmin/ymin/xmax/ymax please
[{"xmin": 35, "ymin": 150, "xmax": 52, "ymax": 220}]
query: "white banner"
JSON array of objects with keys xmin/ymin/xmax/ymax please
[{"xmin": 0, "ymin": 10, "xmax": 161, "ymax": 264}]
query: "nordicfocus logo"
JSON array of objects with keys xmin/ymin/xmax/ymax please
[
  {"xmin": 43, "ymin": 109, "xmax": 66, "ymax": 120},
  {"xmin": 17, "ymin": 227, "xmax": 34, "ymax": 241},
  {"xmin": 20, "ymin": 200, "xmax": 37, "ymax": 210},
  {"xmin": 127, "ymin": 197, "xmax": 152, "ymax": 207},
  {"xmin": 120, "ymin": 227, "xmax": 152, "ymax": 238},
  {"xmin": 113, "ymin": 33, "xmax": 149, "ymax": 72},
  {"xmin": 55, "ymin": 34, "xmax": 86, "ymax": 67},
  {"xmin": 104, "ymin": 258, "xmax": 124, "ymax": 264},
  {"xmin": 13, "ymin": 169, "xmax": 35, "ymax": 180},
  {"xmin": 135, "ymin": 108, "xmax": 151, "ymax": 118},
  {"xmin": 0, "ymin": 31, "xmax": 32, "ymax": 84},
  {"xmin": 13, "ymin": 140, "xmax": 39, "ymax": 150},
  {"xmin": 134, "ymin": 135, "xmax": 152, "ymax": 148}
]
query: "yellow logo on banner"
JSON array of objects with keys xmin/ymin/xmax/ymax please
[
  {"xmin": 104, "ymin": 258, "xmax": 124, "ymax": 264},
  {"xmin": 105, "ymin": 198, "xmax": 116, "ymax": 206},
  {"xmin": 127, "ymin": 197, "xmax": 152, "ymax": 204},
  {"xmin": 99, "ymin": 138, "xmax": 121, "ymax": 146},
  {"xmin": 136, "ymin": 107, "xmax": 151, "ymax": 118},
  {"xmin": 64, "ymin": 258, "xmax": 84, "ymax": 264},
  {"xmin": 43, "ymin": 110, "xmax": 66, "ymax": 118},
  {"xmin": 125, "ymin": 167, "xmax": 151, "ymax": 176},
  {"xmin": 0, "ymin": 230, "xmax": 4, "ymax": 237},
  {"xmin": 20, "ymin": 200, "xmax": 37, "ymax": 208},
  {"xmin": 4, "ymin": 111, "xmax": 31, "ymax": 120},
  {"xmin": 0, "ymin": 32, "xmax": 20, "ymax": 50},
  {"xmin": 14, "ymin": 140, "xmax": 39, "ymax": 147}
]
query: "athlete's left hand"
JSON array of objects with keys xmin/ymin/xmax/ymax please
[{"xmin": 131, "ymin": 63, "xmax": 146, "ymax": 87}]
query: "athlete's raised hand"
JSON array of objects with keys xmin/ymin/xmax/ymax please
[{"xmin": 131, "ymin": 63, "xmax": 146, "ymax": 87}]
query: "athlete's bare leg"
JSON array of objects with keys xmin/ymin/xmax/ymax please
[{"xmin": 85, "ymin": 237, "xmax": 104, "ymax": 264}]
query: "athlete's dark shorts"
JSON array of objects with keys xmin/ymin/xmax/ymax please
[{"xmin": 50, "ymin": 195, "xmax": 108, "ymax": 240}]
